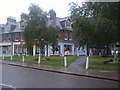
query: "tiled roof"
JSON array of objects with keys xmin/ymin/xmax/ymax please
[{"xmin": 1, "ymin": 12, "xmax": 72, "ymax": 34}]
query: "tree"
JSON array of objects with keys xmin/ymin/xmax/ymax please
[
  {"xmin": 69, "ymin": 2, "xmax": 119, "ymax": 55},
  {"xmin": 23, "ymin": 4, "xmax": 59, "ymax": 57},
  {"xmin": 47, "ymin": 26, "xmax": 60, "ymax": 54}
]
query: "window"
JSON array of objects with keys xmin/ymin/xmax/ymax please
[
  {"xmin": 64, "ymin": 34, "xmax": 68, "ymax": 40},
  {"xmin": 2, "ymin": 27, "xmax": 4, "ymax": 30},
  {"xmin": 20, "ymin": 21, "xmax": 25, "ymax": 30},
  {"xmin": 66, "ymin": 19, "xmax": 71, "ymax": 28},
  {"xmin": 11, "ymin": 25, "xmax": 16, "ymax": 30},
  {"xmin": 15, "ymin": 33, "xmax": 19, "ymax": 41}
]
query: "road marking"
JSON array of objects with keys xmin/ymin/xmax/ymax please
[{"xmin": 0, "ymin": 83, "xmax": 16, "ymax": 90}]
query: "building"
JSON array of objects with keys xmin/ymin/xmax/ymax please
[{"xmin": 0, "ymin": 10, "xmax": 87, "ymax": 57}]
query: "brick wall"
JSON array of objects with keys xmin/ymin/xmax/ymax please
[{"xmin": 59, "ymin": 30, "xmax": 72, "ymax": 41}]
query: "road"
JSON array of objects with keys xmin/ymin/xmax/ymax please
[{"xmin": 1, "ymin": 64, "xmax": 118, "ymax": 88}]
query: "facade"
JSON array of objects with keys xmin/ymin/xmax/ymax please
[{"xmin": 0, "ymin": 10, "xmax": 87, "ymax": 57}]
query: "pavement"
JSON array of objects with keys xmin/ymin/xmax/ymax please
[
  {"xmin": 0, "ymin": 56, "xmax": 119, "ymax": 81},
  {"xmin": 68, "ymin": 56, "xmax": 87, "ymax": 69}
]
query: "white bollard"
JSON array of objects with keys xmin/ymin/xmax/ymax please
[
  {"xmin": 85, "ymin": 56, "xmax": 89, "ymax": 69},
  {"xmin": 38, "ymin": 50, "xmax": 41, "ymax": 64},
  {"xmin": 38, "ymin": 54, "xmax": 40, "ymax": 64},
  {"xmin": 64, "ymin": 56, "xmax": 67, "ymax": 67},
  {"xmin": 2, "ymin": 54, "xmax": 4, "ymax": 60},
  {"xmin": 22, "ymin": 55, "xmax": 24, "ymax": 62},
  {"xmin": 10, "ymin": 55, "xmax": 13, "ymax": 60}
]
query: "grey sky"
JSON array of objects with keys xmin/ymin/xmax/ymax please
[{"xmin": 0, "ymin": 0, "xmax": 84, "ymax": 24}]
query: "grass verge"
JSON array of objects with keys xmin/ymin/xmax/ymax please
[
  {"xmin": 89, "ymin": 55, "xmax": 119, "ymax": 71},
  {"xmin": 3, "ymin": 56, "xmax": 79, "ymax": 67}
]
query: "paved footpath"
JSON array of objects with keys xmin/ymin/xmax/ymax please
[
  {"xmin": 68, "ymin": 56, "xmax": 87, "ymax": 69},
  {"xmin": 0, "ymin": 58, "xmax": 119, "ymax": 81}
]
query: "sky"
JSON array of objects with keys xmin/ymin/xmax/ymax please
[{"xmin": 0, "ymin": 0, "xmax": 85, "ymax": 24}]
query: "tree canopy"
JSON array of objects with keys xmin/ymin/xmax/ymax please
[
  {"xmin": 23, "ymin": 4, "xmax": 59, "ymax": 56},
  {"xmin": 69, "ymin": 2, "xmax": 119, "ymax": 47}
]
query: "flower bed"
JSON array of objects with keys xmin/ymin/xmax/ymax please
[
  {"xmin": 35, "ymin": 58, "xmax": 50, "ymax": 61},
  {"xmin": 103, "ymin": 59, "xmax": 120, "ymax": 64}
]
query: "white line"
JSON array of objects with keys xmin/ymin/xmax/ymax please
[{"xmin": 0, "ymin": 83, "xmax": 16, "ymax": 90}]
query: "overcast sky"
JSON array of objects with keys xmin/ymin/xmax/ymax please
[{"xmin": 0, "ymin": 0, "xmax": 85, "ymax": 24}]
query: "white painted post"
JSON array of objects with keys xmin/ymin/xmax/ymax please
[
  {"xmin": 10, "ymin": 41, "xmax": 13, "ymax": 60},
  {"xmin": 85, "ymin": 56, "xmax": 89, "ymax": 69},
  {"xmin": 64, "ymin": 56, "xmax": 67, "ymax": 67},
  {"xmin": 22, "ymin": 54, "xmax": 24, "ymax": 62},
  {"xmin": 48, "ymin": 45, "xmax": 50, "ymax": 57},
  {"xmin": 45, "ymin": 45, "xmax": 47, "ymax": 56},
  {"xmin": 12, "ymin": 43, "xmax": 14, "ymax": 56},
  {"xmin": 2, "ymin": 54, "xmax": 4, "ymax": 60},
  {"xmin": 10, "ymin": 55, "xmax": 13, "ymax": 60},
  {"xmin": 33, "ymin": 45, "xmax": 36, "ymax": 56},
  {"xmin": 38, "ymin": 48, "xmax": 41, "ymax": 64}
]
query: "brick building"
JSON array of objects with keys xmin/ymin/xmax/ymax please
[{"xmin": 0, "ymin": 10, "xmax": 87, "ymax": 56}]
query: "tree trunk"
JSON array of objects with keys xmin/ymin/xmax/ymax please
[
  {"xmin": 106, "ymin": 45, "xmax": 111, "ymax": 55},
  {"xmin": 113, "ymin": 44, "xmax": 117, "ymax": 61},
  {"xmin": 86, "ymin": 44, "xmax": 89, "ymax": 56}
]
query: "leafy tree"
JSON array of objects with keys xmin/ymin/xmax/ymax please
[
  {"xmin": 23, "ymin": 4, "xmax": 59, "ymax": 57},
  {"xmin": 47, "ymin": 26, "xmax": 60, "ymax": 54},
  {"xmin": 69, "ymin": 2, "xmax": 119, "ymax": 55}
]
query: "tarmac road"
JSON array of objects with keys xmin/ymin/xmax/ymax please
[{"xmin": 2, "ymin": 64, "xmax": 119, "ymax": 88}]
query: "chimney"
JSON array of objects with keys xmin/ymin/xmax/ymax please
[{"xmin": 7, "ymin": 16, "xmax": 16, "ymax": 23}]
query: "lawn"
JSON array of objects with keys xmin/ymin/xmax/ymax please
[
  {"xmin": 3, "ymin": 56, "xmax": 79, "ymax": 67},
  {"xmin": 89, "ymin": 55, "xmax": 119, "ymax": 71}
]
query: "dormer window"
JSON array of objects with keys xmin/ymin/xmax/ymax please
[
  {"xmin": 66, "ymin": 19, "xmax": 71, "ymax": 28},
  {"xmin": 10, "ymin": 25, "xmax": 16, "ymax": 30},
  {"xmin": 20, "ymin": 20, "xmax": 25, "ymax": 30}
]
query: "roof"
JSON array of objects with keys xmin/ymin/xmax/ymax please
[
  {"xmin": 47, "ymin": 17, "xmax": 72, "ymax": 31},
  {"xmin": 1, "ymin": 12, "xmax": 73, "ymax": 34}
]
